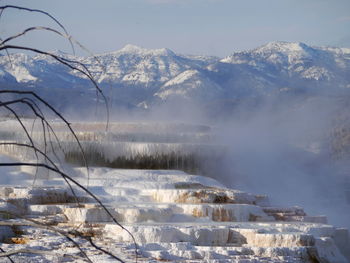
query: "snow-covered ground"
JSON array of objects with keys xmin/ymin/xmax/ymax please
[{"xmin": 0, "ymin": 153, "xmax": 350, "ymax": 262}]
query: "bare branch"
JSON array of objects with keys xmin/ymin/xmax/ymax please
[
  {"xmin": 0, "ymin": 219, "xmax": 92, "ymax": 263},
  {"xmin": 0, "ymin": 142, "xmax": 80, "ymax": 206},
  {"xmin": 0, "ymin": 5, "xmax": 75, "ymax": 54},
  {"xmin": 0, "ymin": 5, "xmax": 136, "ymax": 262},
  {"xmin": 0, "ymin": 26, "xmax": 106, "ymax": 70},
  {"xmin": 0, "ymin": 247, "xmax": 14, "ymax": 263},
  {"xmin": 0, "ymin": 162, "xmax": 137, "ymax": 262},
  {"xmin": 0, "ymin": 248, "xmax": 86, "ymax": 261},
  {"xmin": 0, "ymin": 90, "xmax": 91, "ymax": 185}
]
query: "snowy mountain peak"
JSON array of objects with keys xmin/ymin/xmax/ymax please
[
  {"xmin": 120, "ymin": 44, "xmax": 146, "ymax": 53},
  {"xmin": 255, "ymin": 41, "xmax": 312, "ymax": 54},
  {"xmin": 118, "ymin": 44, "xmax": 175, "ymax": 57},
  {"xmin": 1, "ymin": 41, "xmax": 349, "ymax": 110},
  {"xmin": 222, "ymin": 41, "xmax": 315, "ymax": 63},
  {"xmin": 221, "ymin": 41, "xmax": 319, "ymax": 67}
]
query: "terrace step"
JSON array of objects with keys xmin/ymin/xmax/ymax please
[
  {"xmin": 101, "ymin": 222, "xmax": 349, "ymax": 262},
  {"xmin": 103, "ymin": 222, "xmax": 331, "ymax": 247},
  {"xmin": 262, "ymin": 206, "xmax": 328, "ymax": 224},
  {"xmin": 0, "ymin": 166, "xmax": 348, "ymax": 262},
  {"xmin": 0, "ymin": 186, "xmax": 90, "ymax": 205},
  {"xmin": 26, "ymin": 203, "xmax": 329, "ymax": 225},
  {"xmin": 60, "ymin": 203, "xmax": 272, "ymax": 223},
  {"xmin": 138, "ymin": 242, "xmax": 314, "ymax": 262},
  {"xmin": 144, "ymin": 188, "xmax": 270, "ymax": 206}
]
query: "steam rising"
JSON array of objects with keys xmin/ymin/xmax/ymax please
[
  {"xmin": 1, "ymin": 89, "xmax": 349, "ymax": 230},
  {"xmin": 212, "ymin": 95, "xmax": 350, "ymax": 229},
  {"xmin": 103, "ymin": 93, "xmax": 350, "ymax": 229}
]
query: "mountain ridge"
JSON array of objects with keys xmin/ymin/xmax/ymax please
[{"xmin": 1, "ymin": 41, "xmax": 349, "ymax": 112}]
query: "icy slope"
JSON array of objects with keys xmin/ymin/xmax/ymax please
[{"xmin": 155, "ymin": 69, "xmax": 223, "ymax": 102}]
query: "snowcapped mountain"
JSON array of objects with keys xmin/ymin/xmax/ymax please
[
  {"xmin": 84, "ymin": 44, "xmax": 213, "ymax": 87},
  {"xmin": 0, "ymin": 42, "xmax": 349, "ymax": 113},
  {"xmin": 211, "ymin": 42, "xmax": 350, "ymax": 100},
  {"xmin": 155, "ymin": 69, "xmax": 223, "ymax": 102},
  {"xmin": 221, "ymin": 42, "xmax": 350, "ymax": 85}
]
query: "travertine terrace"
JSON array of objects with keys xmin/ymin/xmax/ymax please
[
  {"xmin": 0, "ymin": 165, "xmax": 349, "ymax": 262},
  {"xmin": 0, "ymin": 121, "xmax": 349, "ymax": 262}
]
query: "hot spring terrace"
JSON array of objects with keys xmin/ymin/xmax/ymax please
[
  {"xmin": 0, "ymin": 166, "xmax": 349, "ymax": 262},
  {"xmin": 0, "ymin": 119, "xmax": 349, "ymax": 262}
]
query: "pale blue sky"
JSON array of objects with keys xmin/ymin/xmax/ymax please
[{"xmin": 1, "ymin": 0, "xmax": 350, "ymax": 57}]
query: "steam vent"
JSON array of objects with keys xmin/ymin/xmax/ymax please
[{"xmin": 0, "ymin": 121, "xmax": 350, "ymax": 262}]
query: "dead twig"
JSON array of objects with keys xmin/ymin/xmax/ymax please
[
  {"xmin": 0, "ymin": 5, "xmax": 75, "ymax": 54},
  {"xmin": 0, "ymin": 162, "xmax": 137, "ymax": 262},
  {"xmin": 0, "ymin": 248, "xmax": 86, "ymax": 261},
  {"xmin": 0, "ymin": 4, "xmax": 137, "ymax": 262},
  {"xmin": 0, "ymin": 247, "xmax": 14, "ymax": 263}
]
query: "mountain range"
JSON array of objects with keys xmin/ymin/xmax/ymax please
[{"xmin": 1, "ymin": 41, "xmax": 350, "ymax": 114}]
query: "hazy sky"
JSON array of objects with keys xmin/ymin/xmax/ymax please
[{"xmin": 2, "ymin": 0, "xmax": 350, "ymax": 57}]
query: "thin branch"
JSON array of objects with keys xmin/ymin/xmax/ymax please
[
  {"xmin": 0, "ymin": 45, "xmax": 110, "ymax": 128},
  {"xmin": 1, "ymin": 26, "xmax": 64, "ymax": 46},
  {"xmin": 0, "ymin": 37, "xmax": 13, "ymax": 68},
  {"xmin": 0, "ymin": 162, "xmax": 136, "ymax": 262},
  {"xmin": 0, "ymin": 5, "xmax": 131, "ymax": 262},
  {"xmin": 0, "ymin": 26, "xmax": 105, "ymax": 70},
  {"xmin": 0, "ymin": 249, "xmax": 85, "ymax": 261},
  {"xmin": 0, "ymin": 142, "xmax": 80, "ymax": 207},
  {"xmin": 0, "ymin": 219, "xmax": 92, "ymax": 263},
  {"xmin": 0, "ymin": 5, "xmax": 75, "ymax": 54},
  {"xmin": 1, "ymin": 98, "xmax": 57, "ymax": 182},
  {"xmin": 0, "ymin": 247, "xmax": 14, "ymax": 263},
  {"xmin": 21, "ymin": 97, "xmax": 66, "ymax": 165},
  {"xmin": 1, "ymin": 103, "xmax": 40, "ymax": 178},
  {"xmin": 0, "ymin": 91, "xmax": 90, "ymax": 186},
  {"xmin": 88, "ymin": 237, "xmax": 125, "ymax": 263}
]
